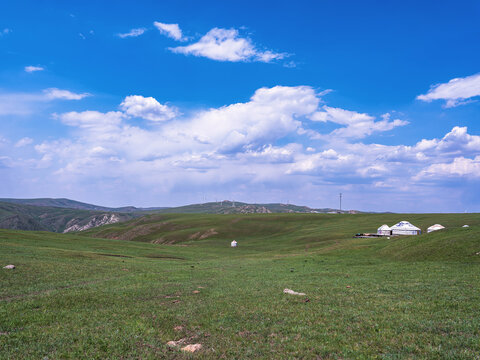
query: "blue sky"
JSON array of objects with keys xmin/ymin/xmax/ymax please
[{"xmin": 1, "ymin": 0, "xmax": 479, "ymax": 212}]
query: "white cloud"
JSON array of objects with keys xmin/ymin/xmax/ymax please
[
  {"xmin": 33, "ymin": 86, "xmax": 320, "ymax": 185},
  {"xmin": 0, "ymin": 28, "xmax": 11, "ymax": 36},
  {"xmin": 120, "ymin": 95, "xmax": 178, "ymax": 122},
  {"xmin": 176, "ymin": 85, "xmax": 318, "ymax": 152},
  {"xmin": 5, "ymin": 85, "xmax": 476, "ymax": 212},
  {"xmin": 153, "ymin": 22, "xmax": 185, "ymax": 41},
  {"xmin": 117, "ymin": 28, "xmax": 146, "ymax": 38},
  {"xmin": 310, "ymin": 106, "xmax": 374, "ymax": 125},
  {"xmin": 58, "ymin": 111, "xmax": 124, "ymax": 132},
  {"xmin": 417, "ymin": 156, "xmax": 480, "ymax": 179},
  {"xmin": 310, "ymin": 107, "xmax": 408, "ymax": 139},
  {"xmin": 43, "ymin": 88, "xmax": 91, "ymax": 100},
  {"xmin": 417, "ymin": 73, "xmax": 480, "ymax": 108},
  {"xmin": 24, "ymin": 66, "xmax": 44, "ymax": 73},
  {"xmin": 413, "ymin": 126, "xmax": 480, "ymax": 156},
  {"xmin": 15, "ymin": 137, "xmax": 33, "ymax": 147},
  {"xmin": 170, "ymin": 27, "xmax": 286, "ymax": 63},
  {"xmin": 0, "ymin": 88, "xmax": 92, "ymax": 117}
]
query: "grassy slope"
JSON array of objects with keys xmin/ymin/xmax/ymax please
[
  {"xmin": 84, "ymin": 213, "xmax": 480, "ymax": 256},
  {"xmin": 1, "ymin": 213, "xmax": 480, "ymax": 359}
]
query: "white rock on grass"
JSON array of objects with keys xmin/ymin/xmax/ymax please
[
  {"xmin": 3, "ymin": 265, "xmax": 15, "ymax": 269},
  {"xmin": 283, "ymin": 288, "xmax": 306, "ymax": 296},
  {"xmin": 181, "ymin": 344, "xmax": 202, "ymax": 353}
]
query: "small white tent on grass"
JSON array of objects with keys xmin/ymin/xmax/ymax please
[
  {"xmin": 377, "ymin": 224, "xmax": 392, "ymax": 236},
  {"xmin": 230, "ymin": 240, "xmax": 237, "ymax": 247},
  {"xmin": 390, "ymin": 221, "xmax": 421, "ymax": 235},
  {"xmin": 427, "ymin": 224, "xmax": 445, "ymax": 233}
]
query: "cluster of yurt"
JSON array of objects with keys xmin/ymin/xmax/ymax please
[
  {"xmin": 377, "ymin": 221, "xmax": 450, "ymax": 236},
  {"xmin": 377, "ymin": 221, "xmax": 421, "ymax": 236}
]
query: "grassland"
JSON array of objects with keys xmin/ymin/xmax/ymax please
[{"xmin": 1, "ymin": 213, "xmax": 480, "ymax": 359}]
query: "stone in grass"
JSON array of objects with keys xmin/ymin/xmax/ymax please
[
  {"xmin": 283, "ymin": 288, "xmax": 306, "ymax": 296},
  {"xmin": 182, "ymin": 344, "xmax": 202, "ymax": 353},
  {"xmin": 192, "ymin": 290, "xmax": 200, "ymax": 294},
  {"xmin": 3, "ymin": 265, "xmax": 15, "ymax": 269},
  {"xmin": 167, "ymin": 338, "xmax": 187, "ymax": 347}
]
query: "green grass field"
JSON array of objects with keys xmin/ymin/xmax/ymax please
[{"xmin": 1, "ymin": 213, "xmax": 480, "ymax": 359}]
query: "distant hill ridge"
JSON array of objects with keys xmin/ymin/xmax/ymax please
[
  {"xmin": 0, "ymin": 198, "xmax": 356, "ymax": 215},
  {"xmin": 0, "ymin": 198, "xmax": 360, "ymax": 233},
  {"xmin": 0, "ymin": 198, "xmax": 146, "ymax": 212}
]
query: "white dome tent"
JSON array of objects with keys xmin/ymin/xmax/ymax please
[
  {"xmin": 230, "ymin": 240, "xmax": 237, "ymax": 247},
  {"xmin": 377, "ymin": 224, "xmax": 392, "ymax": 236},
  {"xmin": 390, "ymin": 221, "xmax": 421, "ymax": 235},
  {"xmin": 427, "ymin": 224, "xmax": 445, "ymax": 233}
]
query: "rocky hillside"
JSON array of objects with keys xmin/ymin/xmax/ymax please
[
  {"xmin": 0, "ymin": 201, "xmax": 136, "ymax": 233},
  {"xmin": 62, "ymin": 213, "xmax": 123, "ymax": 233}
]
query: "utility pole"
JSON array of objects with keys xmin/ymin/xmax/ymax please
[{"xmin": 339, "ymin": 193, "xmax": 342, "ymax": 212}]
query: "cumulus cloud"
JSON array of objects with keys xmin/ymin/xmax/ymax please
[
  {"xmin": 310, "ymin": 107, "xmax": 408, "ymax": 139},
  {"xmin": 3, "ymin": 84, "xmax": 475, "ymax": 212},
  {"xmin": 43, "ymin": 88, "xmax": 91, "ymax": 100},
  {"xmin": 417, "ymin": 156, "xmax": 480, "ymax": 179},
  {"xmin": 33, "ymin": 85, "xmax": 411, "ymax": 192},
  {"xmin": 117, "ymin": 28, "xmax": 146, "ymax": 38},
  {"xmin": 170, "ymin": 28, "xmax": 286, "ymax": 63},
  {"xmin": 414, "ymin": 126, "xmax": 480, "ymax": 156},
  {"xmin": 120, "ymin": 95, "xmax": 178, "ymax": 122},
  {"xmin": 417, "ymin": 73, "xmax": 480, "ymax": 108},
  {"xmin": 24, "ymin": 66, "xmax": 44, "ymax": 73},
  {"xmin": 154, "ymin": 22, "xmax": 185, "ymax": 41},
  {"xmin": 34, "ymin": 86, "xmax": 320, "ymax": 186},
  {"xmin": 176, "ymin": 85, "xmax": 318, "ymax": 152},
  {"xmin": 0, "ymin": 28, "xmax": 11, "ymax": 36}
]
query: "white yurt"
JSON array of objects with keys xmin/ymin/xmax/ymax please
[
  {"xmin": 463, "ymin": 225, "xmax": 470, "ymax": 228},
  {"xmin": 390, "ymin": 221, "xmax": 421, "ymax": 235},
  {"xmin": 230, "ymin": 240, "xmax": 237, "ymax": 247},
  {"xmin": 377, "ymin": 224, "xmax": 392, "ymax": 235},
  {"xmin": 427, "ymin": 224, "xmax": 445, "ymax": 233}
]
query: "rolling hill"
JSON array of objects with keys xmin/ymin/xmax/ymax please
[
  {"xmin": 0, "ymin": 201, "xmax": 136, "ymax": 233},
  {"xmin": 0, "ymin": 198, "xmax": 156, "ymax": 213},
  {"xmin": 0, "ymin": 198, "xmax": 354, "ymax": 216},
  {"xmin": 83, "ymin": 212, "xmax": 480, "ymax": 259},
  {"xmin": 1, "ymin": 212, "xmax": 479, "ymax": 358}
]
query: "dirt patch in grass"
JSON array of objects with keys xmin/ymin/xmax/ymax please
[
  {"xmin": 144, "ymin": 254, "xmax": 186, "ymax": 260},
  {"xmin": 189, "ymin": 228, "xmax": 218, "ymax": 240},
  {"xmin": 98, "ymin": 253, "xmax": 133, "ymax": 258},
  {"xmin": 105, "ymin": 221, "xmax": 188, "ymax": 242}
]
